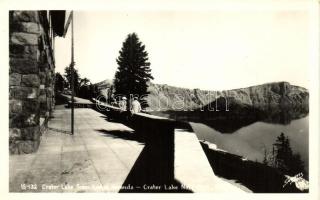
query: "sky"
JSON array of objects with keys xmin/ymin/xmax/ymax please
[{"xmin": 54, "ymin": 3, "xmax": 311, "ymax": 91}]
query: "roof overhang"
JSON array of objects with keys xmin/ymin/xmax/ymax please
[{"xmin": 50, "ymin": 11, "xmax": 66, "ymax": 37}]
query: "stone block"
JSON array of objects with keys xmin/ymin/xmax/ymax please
[
  {"xmin": 39, "ymin": 94, "xmax": 46, "ymax": 102},
  {"xmin": 11, "ymin": 11, "xmax": 39, "ymax": 23},
  {"xmin": 9, "ymin": 100, "xmax": 22, "ymax": 113},
  {"xmin": 46, "ymin": 88, "xmax": 53, "ymax": 98},
  {"xmin": 21, "ymin": 74, "xmax": 40, "ymax": 87},
  {"xmin": 9, "ymin": 128, "xmax": 21, "ymax": 140},
  {"xmin": 18, "ymin": 140, "xmax": 38, "ymax": 154},
  {"xmin": 45, "ymin": 73, "xmax": 53, "ymax": 87},
  {"xmin": 40, "ymin": 109, "xmax": 46, "ymax": 118},
  {"xmin": 21, "ymin": 126, "xmax": 40, "ymax": 140},
  {"xmin": 10, "ymin": 57, "xmax": 38, "ymax": 74},
  {"xmin": 10, "ymin": 86, "xmax": 39, "ymax": 99},
  {"xmin": 22, "ymin": 99, "xmax": 39, "ymax": 113},
  {"xmin": 9, "ymin": 44, "xmax": 38, "ymax": 60},
  {"xmin": 47, "ymin": 99, "xmax": 51, "ymax": 110},
  {"xmin": 9, "ymin": 113, "xmax": 39, "ymax": 128},
  {"xmin": 38, "ymin": 51, "xmax": 47, "ymax": 65},
  {"xmin": 39, "ymin": 72, "xmax": 46, "ymax": 84},
  {"xmin": 40, "ymin": 101, "xmax": 48, "ymax": 111},
  {"xmin": 28, "ymin": 88, "xmax": 38, "ymax": 99},
  {"xmin": 39, "ymin": 63, "xmax": 50, "ymax": 72},
  {"xmin": 9, "ymin": 73, "xmax": 21, "ymax": 86},
  {"xmin": 39, "ymin": 88, "xmax": 46, "ymax": 95},
  {"xmin": 11, "ymin": 32, "xmax": 38, "ymax": 45},
  {"xmin": 10, "ymin": 22, "xmax": 40, "ymax": 34},
  {"xmin": 9, "ymin": 140, "xmax": 20, "ymax": 154},
  {"xmin": 26, "ymin": 113, "xmax": 39, "ymax": 126}
]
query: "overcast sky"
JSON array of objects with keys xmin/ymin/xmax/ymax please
[{"xmin": 54, "ymin": 3, "xmax": 311, "ymax": 91}]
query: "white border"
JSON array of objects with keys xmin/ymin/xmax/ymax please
[{"xmin": 0, "ymin": 0, "xmax": 319, "ymax": 200}]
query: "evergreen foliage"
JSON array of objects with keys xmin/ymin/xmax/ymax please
[
  {"xmin": 263, "ymin": 132, "xmax": 307, "ymax": 178},
  {"xmin": 54, "ymin": 72, "xmax": 65, "ymax": 92},
  {"xmin": 114, "ymin": 33, "xmax": 153, "ymax": 104}
]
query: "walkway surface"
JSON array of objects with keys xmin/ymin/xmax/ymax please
[
  {"xmin": 10, "ymin": 105, "xmax": 248, "ymax": 193},
  {"xmin": 61, "ymin": 94, "xmax": 93, "ymax": 105},
  {"xmin": 10, "ymin": 108, "xmax": 144, "ymax": 192}
]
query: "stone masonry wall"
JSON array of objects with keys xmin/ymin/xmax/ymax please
[{"xmin": 9, "ymin": 11, "xmax": 55, "ymax": 154}]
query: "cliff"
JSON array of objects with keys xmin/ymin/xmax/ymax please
[
  {"xmin": 146, "ymin": 81, "xmax": 309, "ymax": 112},
  {"xmin": 95, "ymin": 80, "xmax": 309, "ymax": 115}
]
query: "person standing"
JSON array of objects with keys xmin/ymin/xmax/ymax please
[
  {"xmin": 130, "ymin": 97, "xmax": 141, "ymax": 114},
  {"xmin": 119, "ymin": 96, "xmax": 127, "ymax": 111}
]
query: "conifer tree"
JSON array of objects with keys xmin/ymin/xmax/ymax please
[
  {"xmin": 268, "ymin": 132, "xmax": 306, "ymax": 176},
  {"xmin": 114, "ymin": 33, "xmax": 153, "ymax": 105}
]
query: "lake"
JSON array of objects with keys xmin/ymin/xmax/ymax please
[
  {"xmin": 151, "ymin": 111, "xmax": 309, "ymax": 172},
  {"xmin": 190, "ymin": 117, "xmax": 309, "ymax": 169}
]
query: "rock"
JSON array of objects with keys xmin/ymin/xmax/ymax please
[
  {"xmin": 10, "ymin": 32, "xmax": 38, "ymax": 45},
  {"xmin": 9, "ymin": 73, "xmax": 21, "ymax": 86},
  {"xmin": 96, "ymin": 80, "xmax": 308, "ymax": 113},
  {"xmin": 9, "ymin": 113, "xmax": 39, "ymax": 128},
  {"xmin": 21, "ymin": 74, "xmax": 40, "ymax": 87},
  {"xmin": 21, "ymin": 126, "xmax": 40, "ymax": 140},
  {"xmin": 9, "ymin": 100, "xmax": 22, "ymax": 113},
  {"xmin": 149, "ymin": 82, "xmax": 308, "ymax": 112},
  {"xmin": 39, "ymin": 72, "xmax": 46, "ymax": 84},
  {"xmin": 10, "ymin": 22, "xmax": 40, "ymax": 34},
  {"xmin": 39, "ymin": 94, "xmax": 46, "ymax": 102},
  {"xmin": 9, "ymin": 57, "xmax": 38, "ymax": 74},
  {"xmin": 9, "ymin": 140, "xmax": 20, "ymax": 154},
  {"xmin": 22, "ymin": 99, "xmax": 39, "ymax": 113},
  {"xmin": 46, "ymin": 88, "xmax": 53, "ymax": 98},
  {"xmin": 9, "ymin": 44, "xmax": 38, "ymax": 60},
  {"xmin": 10, "ymin": 86, "xmax": 38, "ymax": 99},
  {"xmin": 26, "ymin": 114, "xmax": 38, "ymax": 126},
  {"xmin": 11, "ymin": 11, "xmax": 39, "ymax": 23},
  {"xmin": 18, "ymin": 140, "xmax": 36, "ymax": 154},
  {"xmin": 9, "ymin": 128, "xmax": 21, "ymax": 140},
  {"xmin": 40, "ymin": 101, "xmax": 48, "ymax": 112},
  {"xmin": 45, "ymin": 71, "xmax": 53, "ymax": 87}
]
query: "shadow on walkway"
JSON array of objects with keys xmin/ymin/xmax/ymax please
[
  {"xmin": 96, "ymin": 129, "xmax": 145, "ymax": 143},
  {"xmin": 118, "ymin": 143, "xmax": 192, "ymax": 193},
  {"xmin": 96, "ymin": 119, "xmax": 193, "ymax": 193}
]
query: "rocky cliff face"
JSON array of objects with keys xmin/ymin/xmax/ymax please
[
  {"xmin": 146, "ymin": 81, "xmax": 309, "ymax": 112},
  {"xmin": 95, "ymin": 80, "xmax": 308, "ymax": 113}
]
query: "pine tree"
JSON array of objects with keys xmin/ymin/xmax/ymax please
[
  {"xmin": 64, "ymin": 66, "xmax": 81, "ymax": 95},
  {"xmin": 114, "ymin": 33, "xmax": 153, "ymax": 106},
  {"xmin": 55, "ymin": 72, "xmax": 65, "ymax": 92},
  {"xmin": 270, "ymin": 132, "xmax": 306, "ymax": 176}
]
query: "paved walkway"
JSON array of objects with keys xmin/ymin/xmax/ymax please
[
  {"xmin": 10, "ymin": 106, "xmax": 249, "ymax": 193},
  {"xmin": 10, "ymin": 108, "xmax": 144, "ymax": 192},
  {"xmin": 61, "ymin": 94, "xmax": 93, "ymax": 104}
]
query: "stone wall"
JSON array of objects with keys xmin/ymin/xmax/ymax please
[{"xmin": 9, "ymin": 11, "xmax": 56, "ymax": 154}]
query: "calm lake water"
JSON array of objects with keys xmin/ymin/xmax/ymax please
[
  {"xmin": 151, "ymin": 111, "xmax": 309, "ymax": 170},
  {"xmin": 190, "ymin": 116, "xmax": 309, "ymax": 169}
]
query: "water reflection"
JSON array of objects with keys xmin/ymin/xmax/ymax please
[
  {"xmin": 151, "ymin": 103, "xmax": 308, "ymax": 134},
  {"xmin": 150, "ymin": 105, "xmax": 309, "ymax": 172}
]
